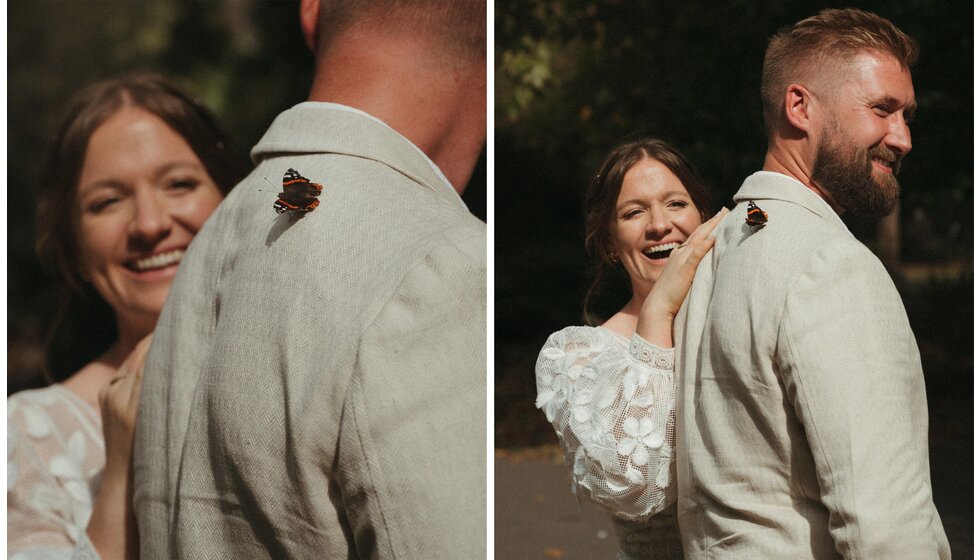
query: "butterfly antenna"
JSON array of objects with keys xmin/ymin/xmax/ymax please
[{"xmin": 257, "ymin": 176, "xmax": 279, "ymax": 193}]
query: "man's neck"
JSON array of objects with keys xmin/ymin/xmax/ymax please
[
  {"xmin": 762, "ymin": 145, "xmax": 844, "ymax": 214},
  {"xmin": 307, "ymin": 27, "xmax": 486, "ymax": 194}
]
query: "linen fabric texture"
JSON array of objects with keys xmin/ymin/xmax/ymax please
[
  {"xmin": 7, "ymin": 386, "xmax": 104, "ymax": 560},
  {"xmin": 535, "ymin": 326, "xmax": 680, "ymax": 559},
  {"xmin": 133, "ymin": 102, "xmax": 487, "ymax": 559},
  {"xmin": 674, "ymin": 171, "xmax": 950, "ymax": 559}
]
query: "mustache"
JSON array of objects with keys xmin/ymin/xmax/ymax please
[{"xmin": 869, "ymin": 145, "xmax": 903, "ymax": 175}]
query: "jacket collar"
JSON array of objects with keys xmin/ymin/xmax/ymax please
[
  {"xmin": 251, "ymin": 102, "xmax": 465, "ymax": 209},
  {"xmin": 733, "ymin": 171, "xmax": 848, "ymax": 232}
]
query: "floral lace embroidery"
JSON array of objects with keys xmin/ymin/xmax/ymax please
[
  {"xmin": 8, "ymin": 386, "xmax": 104, "ymax": 559},
  {"xmin": 629, "ymin": 335, "xmax": 673, "ymax": 370},
  {"xmin": 535, "ymin": 326, "xmax": 677, "ymax": 522}
]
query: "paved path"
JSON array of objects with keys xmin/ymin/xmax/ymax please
[
  {"xmin": 495, "ymin": 443, "xmax": 972, "ymax": 559},
  {"xmin": 494, "ymin": 450, "xmax": 619, "ymax": 559}
]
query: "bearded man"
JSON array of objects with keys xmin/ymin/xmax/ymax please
[{"xmin": 674, "ymin": 9, "xmax": 950, "ymax": 558}]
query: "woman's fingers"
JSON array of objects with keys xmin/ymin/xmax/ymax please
[
  {"xmin": 122, "ymin": 335, "xmax": 152, "ymax": 409},
  {"xmin": 99, "ymin": 334, "xmax": 153, "ymax": 419},
  {"xmin": 673, "ymin": 208, "xmax": 728, "ymax": 268},
  {"xmin": 687, "ymin": 208, "xmax": 728, "ymax": 248}
]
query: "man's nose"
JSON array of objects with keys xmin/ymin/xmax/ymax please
[{"xmin": 885, "ymin": 115, "xmax": 912, "ymax": 156}]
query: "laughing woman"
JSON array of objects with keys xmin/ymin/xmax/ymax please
[
  {"xmin": 535, "ymin": 138, "xmax": 725, "ymax": 559},
  {"xmin": 7, "ymin": 74, "xmax": 249, "ymax": 559}
]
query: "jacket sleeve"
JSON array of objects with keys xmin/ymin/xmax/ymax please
[
  {"xmin": 337, "ymin": 228, "xmax": 486, "ymax": 559},
  {"xmin": 776, "ymin": 242, "xmax": 950, "ymax": 559}
]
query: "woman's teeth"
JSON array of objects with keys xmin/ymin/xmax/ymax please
[
  {"xmin": 133, "ymin": 249, "xmax": 184, "ymax": 271},
  {"xmin": 642, "ymin": 242, "xmax": 680, "ymax": 260}
]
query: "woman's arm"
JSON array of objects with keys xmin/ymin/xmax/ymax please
[
  {"xmin": 536, "ymin": 326, "xmax": 677, "ymax": 519},
  {"xmin": 636, "ymin": 208, "xmax": 726, "ymax": 347},
  {"xmin": 86, "ymin": 335, "xmax": 152, "ymax": 560}
]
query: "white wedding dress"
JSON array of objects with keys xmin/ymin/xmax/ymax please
[
  {"xmin": 8, "ymin": 385, "xmax": 104, "ymax": 560},
  {"xmin": 536, "ymin": 326, "xmax": 683, "ymax": 559}
]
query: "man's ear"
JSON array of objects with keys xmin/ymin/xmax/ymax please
[
  {"xmin": 299, "ymin": 0, "xmax": 320, "ymax": 53},
  {"xmin": 784, "ymin": 84, "xmax": 816, "ymax": 133}
]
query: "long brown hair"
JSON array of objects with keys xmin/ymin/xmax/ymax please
[
  {"xmin": 582, "ymin": 138, "xmax": 713, "ymax": 323},
  {"xmin": 35, "ymin": 72, "xmax": 251, "ymax": 381}
]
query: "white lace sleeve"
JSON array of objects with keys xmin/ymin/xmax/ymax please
[
  {"xmin": 7, "ymin": 389, "xmax": 105, "ymax": 560},
  {"xmin": 535, "ymin": 326, "xmax": 676, "ymax": 521}
]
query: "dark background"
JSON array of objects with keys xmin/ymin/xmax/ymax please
[
  {"xmin": 7, "ymin": 0, "xmax": 486, "ymax": 394},
  {"xmin": 495, "ymin": 1, "xmax": 972, "ymax": 555}
]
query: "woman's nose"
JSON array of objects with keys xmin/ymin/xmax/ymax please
[
  {"xmin": 127, "ymin": 190, "xmax": 172, "ymax": 246},
  {"xmin": 645, "ymin": 211, "xmax": 671, "ymax": 236}
]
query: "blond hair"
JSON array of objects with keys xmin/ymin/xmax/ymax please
[{"xmin": 760, "ymin": 8, "xmax": 918, "ymax": 134}]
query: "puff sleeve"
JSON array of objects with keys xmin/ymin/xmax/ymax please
[
  {"xmin": 535, "ymin": 326, "xmax": 677, "ymax": 521},
  {"xmin": 7, "ymin": 390, "xmax": 104, "ymax": 560}
]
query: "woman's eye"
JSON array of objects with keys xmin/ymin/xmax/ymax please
[
  {"xmin": 623, "ymin": 209, "xmax": 642, "ymax": 219},
  {"xmin": 86, "ymin": 196, "xmax": 120, "ymax": 213},
  {"xmin": 668, "ymin": 200, "xmax": 690, "ymax": 209},
  {"xmin": 169, "ymin": 178, "xmax": 199, "ymax": 190}
]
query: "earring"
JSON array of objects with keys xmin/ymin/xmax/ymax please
[{"xmin": 608, "ymin": 252, "xmax": 618, "ymax": 263}]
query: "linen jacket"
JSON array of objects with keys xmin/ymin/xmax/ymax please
[
  {"xmin": 133, "ymin": 102, "xmax": 487, "ymax": 559},
  {"xmin": 674, "ymin": 171, "xmax": 949, "ymax": 559}
]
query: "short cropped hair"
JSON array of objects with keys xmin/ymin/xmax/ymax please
[
  {"xmin": 317, "ymin": 0, "xmax": 485, "ymax": 63},
  {"xmin": 760, "ymin": 8, "xmax": 918, "ymax": 134}
]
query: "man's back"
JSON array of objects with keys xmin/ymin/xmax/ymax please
[
  {"xmin": 134, "ymin": 104, "xmax": 487, "ymax": 559},
  {"xmin": 675, "ymin": 171, "xmax": 949, "ymax": 558}
]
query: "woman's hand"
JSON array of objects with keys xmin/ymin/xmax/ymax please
[
  {"xmin": 99, "ymin": 335, "xmax": 152, "ymax": 472},
  {"xmin": 87, "ymin": 334, "xmax": 152, "ymax": 559},
  {"xmin": 636, "ymin": 208, "xmax": 728, "ymax": 347}
]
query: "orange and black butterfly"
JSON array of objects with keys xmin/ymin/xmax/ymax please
[
  {"xmin": 274, "ymin": 168, "xmax": 323, "ymax": 217},
  {"xmin": 745, "ymin": 200, "xmax": 768, "ymax": 227}
]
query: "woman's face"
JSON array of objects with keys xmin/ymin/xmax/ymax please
[
  {"xmin": 75, "ymin": 106, "xmax": 224, "ymax": 335},
  {"xmin": 609, "ymin": 157, "xmax": 703, "ymax": 295}
]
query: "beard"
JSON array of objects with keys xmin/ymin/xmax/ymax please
[{"xmin": 812, "ymin": 121, "xmax": 902, "ymax": 218}]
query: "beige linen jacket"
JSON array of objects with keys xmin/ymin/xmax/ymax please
[
  {"xmin": 674, "ymin": 171, "xmax": 949, "ymax": 559},
  {"xmin": 133, "ymin": 102, "xmax": 486, "ymax": 559}
]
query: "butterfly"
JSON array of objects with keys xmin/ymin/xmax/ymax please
[
  {"xmin": 274, "ymin": 168, "xmax": 323, "ymax": 218},
  {"xmin": 745, "ymin": 200, "xmax": 768, "ymax": 227}
]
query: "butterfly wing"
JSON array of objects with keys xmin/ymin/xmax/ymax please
[{"xmin": 745, "ymin": 201, "xmax": 768, "ymax": 227}]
